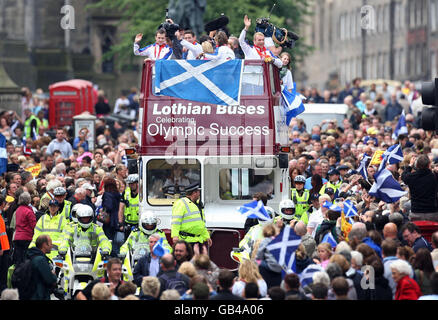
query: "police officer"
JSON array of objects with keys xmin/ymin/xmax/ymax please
[
  {"xmin": 59, "ymin": 205, "xmax": 111, "ymax": 259},
  {"xmin": 53, "ymin": 187, "xmax": 72, "ymax": 221},
  {"xmin": 29, "ymin": 199, "xmax": 69, "ymax": 260},
  {"xmin": 319, "ymin": 169, "xmax": 343, "ymax": 198},
  {"xmin": 120, "ymin": 174, "xmax": 140, "ymax": 238},
  {"xmin": 291, "ymin": 175, "xmax": 311, "ymax": 221},
  {"xmin": 232, "ymin": 206, "xmax": 275, "ymax": 262},
  {"xmin": 171, "ymin": 182, "xmax": 211, "ymax": 253},
  {"xmin": 120, "ymin": 211, "xmax": 171, "ymax": 259},
  {"xmin": 276, "ymin": 199, "xmax": 296, "ymax": 228}
]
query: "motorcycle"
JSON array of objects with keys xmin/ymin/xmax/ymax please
[{"xmin": 56, "ymin": 243, "xmax": 108, "ymax": 300}]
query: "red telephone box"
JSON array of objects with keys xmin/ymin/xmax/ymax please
[{"xmin": 49, "ymin": 79, "xmax": 96, "ymax": 128}]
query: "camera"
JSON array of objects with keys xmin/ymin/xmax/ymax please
[
  {"xmin": 159, "ymin": 20, "xmax": 180, "ymax": 39},
  {"xmin": 255, "ymin": 17, "xmax": 299, "ymax": 49}
]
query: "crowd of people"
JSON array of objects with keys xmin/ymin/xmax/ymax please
[{"xmin": 1, "ymin": 13, "xmax": 438, "ymax": 302}]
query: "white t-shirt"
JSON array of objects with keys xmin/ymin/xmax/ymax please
[
  {"xmin": 204, "ymin": 45, "xmax": 235, "ymax": 61},
  {"xmin": 232, "ymin": 279, "xmax": 268, "ymax": 298},
  {"xmin": 308, "ymin": 208, "xmax": 324, "ymax": 238},
  {"xmin": 282, "ymin": 69, "xmax": 294, "ymax": 92},
  {"xmin": 114, "ymin": 97, "xmax": 130, "ymax": 114}
]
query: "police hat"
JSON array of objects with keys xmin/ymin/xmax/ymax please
[
  {"xmin": 185, "ymin": 182, "xmax": 201, "ymax": 193},
  {"xmin": 337, "ymin": 165, "xmax": 349, "ymax": 171},
  {"xmin": 53, "ymin": 187, "xmax": 67, "ymax": 196},
  {"xmin": 328, "ymin": 169, "xmax": 340, "ymax": 176},
  {"xmin": 49, "ymin": 199, "xmax": 60, "ymax": 206},
  {"xmin": 325, "ymin": 187, "xmax": 335, "ymax": 195},
  {"xmin": 310, "ymin": 193, "xmax": 320, "ymax": 201},
  {"xmin": 204, "ymin": 15, "xmax": 229, "ymax": 33}
]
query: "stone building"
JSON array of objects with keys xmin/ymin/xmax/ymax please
[
  {"xmin": 0, "ymin": 0, "xmax": 141, "ymax": 107},
  {"xmin": 298, "ymin": 0, "xmax": 438, "ymax": 90}
]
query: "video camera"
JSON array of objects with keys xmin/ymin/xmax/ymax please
[
  {"xmin": 255, "ymin": 4, "xmax": 299, "ymax": 49},
  {"xmin": 255, "ymin": 17, "xmax": 299, "ymax": 49},
  {"xmin": 158, "ymin": 9, "xmax": 180, "ymax": 38},
  {"xmin": 421, "ymin": 78, "xmax": 438, "ymax": 132}
]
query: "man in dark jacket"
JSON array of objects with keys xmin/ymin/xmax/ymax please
[
  {"xmin": 210, "ymin": 269, "xmax": 244, "ymax": 300},
  {"xmin": 28, "ymin": 235, "xmax": 58, "ymax": 300},
  {"xmin": 133, "ymin": 233, "xmax": 162, "ymax": 287},
  {"xmin": 158, "ymin": 253, "xmax": 190, "ymax": 297},
  {"xmin": 401, "ymin": 154, "xmax": 438, "ymax": 221},
  {"xmin": 384, "ymin": 93, "xmax": 403, "ymax": 122}
]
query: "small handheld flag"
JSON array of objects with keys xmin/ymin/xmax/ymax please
[
  {"xmin": 237, "ymin": 200, "xmax": 271, "ymax": 221},
  {"xmin": 153, "ymin": 237, "xmax": 170, "ymax": 257}
]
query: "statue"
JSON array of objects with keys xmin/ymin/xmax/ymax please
[{"xmin": 168, "ymin": 0, "xmax": 206, "ymax": 37}]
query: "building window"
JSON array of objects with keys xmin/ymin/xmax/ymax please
[
  {"xmin": 345, "ymin": 12, "xmax": 350, "ymax": 40},
  {"xmin": 416, "ymin": 0, "xmax": 422, "ymax": 27},
  {"xmin": 383, "ymin": 4, "xmax": 388, "ymax": 32},
  {"xmin": 340, "ymin": 13, "xmax": 345, "ymax": 41},
  {"xmin": 409, "ymin": 0, "xmax": 415, "ymax": 29},
  {"xmin": 432, "ymin": 0, "xmax": 437, "ymax": 32},
  {"xmin": 431, "ymin": 51, "xmax": 437, "ymax": 79}
]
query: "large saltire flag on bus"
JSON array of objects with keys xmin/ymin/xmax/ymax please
[{"xmin": 155, "ymin": 59, "xmax": 243, "ymax": 106}]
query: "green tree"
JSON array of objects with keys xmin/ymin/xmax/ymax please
[{"xmin": 88, "ymin": 0, "xmax": 313, "ymax": 68}]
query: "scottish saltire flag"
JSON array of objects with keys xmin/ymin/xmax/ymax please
[
  {"xmin": 299, "ymin": 264, "xmax": 324, "ymax": 288},
  {"xmin": 378, "ymin": 144, "xmax": 404, "ymax": 171},
  {"xmin": 0, "ymin": 133, "xmax": 6, "ymax": 174},
  {"xmin": 153, "ymin": 237, "xmax": 170, "ymax": 257},
  {"xmin": 369, "ymin": 168, "xmax": 407, "ymax": 203},
  {"xmin": 282, "ymin": 84, "xmax": 306, "ymax": 125},
  {"xmin": 358, "ymin": 154, "xmax": 371, "ymax": 180},
  {"xmin": 321, "ymin": 231, "xmax": 337, "ymax": 248},
  {"xmin": 155, "ymin": 59, "xmax": 243, "ymax": 106},
  {"xmin": 267, "ymin": 225, "xmax": 301, "ymax": 273},
  {"xmin": 392, "ymin": 110, "xmax": 408, "ymax": 140},
  {"xmin": 237, "ymin": 200, "xmax": 271, "ymax": 221},
  {"xmin": 343, "ymin": 200, "xmax": 358, "ymax": 218}
]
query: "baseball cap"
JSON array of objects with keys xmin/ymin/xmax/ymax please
[{"xmin": 328, "ymin": 168, "xmax": 340, "ymax": 176}]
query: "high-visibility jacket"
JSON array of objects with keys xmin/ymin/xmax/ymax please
[
  {"xmin": 171, "ymin": 197, "xmax": 210, "ymax": 243},
  {"xmin": 24, "ymin": 114, "xmax": 39, "ymax": 139},
  {"xmin": 59, "ymin": 223, "xmax": 111, "ymax": 255},
  {"xmin": 319, "ymin": 180, "xmax": 343, "ymax": 196},
  {"xmin": 0, "ymin": 215, "xmax": 10, "ymax": 251},
  {"xmin": 29, "ymin": 212, "xmax": 68, "ymax": 257},
  {"xmin": 120, "ymin": 229, "xmax": 171, "ymax": 257},
  {"xmin": 61, "ymin": 200, "xmax": 72, "ymax": 220},
  {"xmin": 124, "ymin": 188, "xmax": 139, "ymax": 225},
  {"xmin": 291, "ymin": 188, "xmax": 310, "ymax": 219},
  {"xmin": 238, "ymin": 223, "xmax": 264, "ymax": 257}
]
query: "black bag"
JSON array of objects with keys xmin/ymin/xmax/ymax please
[{"xmin": 11, "ymin": 256, "xmax": 37, "ymax": 300}]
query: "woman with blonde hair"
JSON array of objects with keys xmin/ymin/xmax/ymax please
[
  {"xmin": 232, "ymin": 259, "xmax": 267, "ymax": 298},
  {"xmin": 178, "ymin": 261, "xmax": 198, "ymax": 280},
  {"xmin": 279, "ymin": 52, "xmax": 294, "ymax": 92}
]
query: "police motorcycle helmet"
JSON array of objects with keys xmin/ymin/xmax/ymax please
[
  {"xmin": 139, "ymin": 211, "xmax": 160, "ymax": 235},
  {"xmin": 126, "ymin": 174, "xmax": 139, "ymax": 184},
  {"xmin": 259, "ymin": 206, "xmax": 275, "ymax": 226},
  {"xmin": 294, "ymin": 175, "xmax": 306, "ymax": 184},
  {"xmin": 70, "ymin": 203, "xmax": 86, "ymax": 224},
  {"xmin": 76, "ymin": 205, "xmax": 94, "ymax": 229},
  {"xmin": 279, "ymin": 199, "xmax": 296, "ymax": 221}
]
